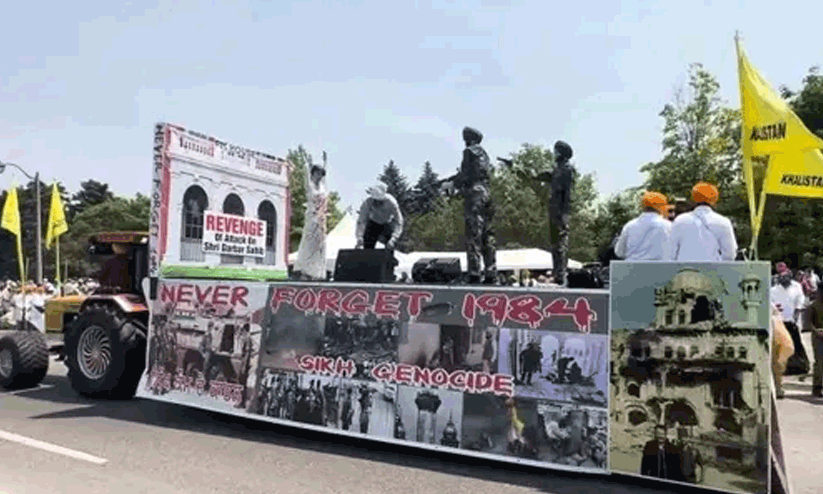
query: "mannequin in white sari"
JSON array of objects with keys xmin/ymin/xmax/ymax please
[{"xmin": 294, "ymin": 152, "xmax": 328, "ymax": 281}]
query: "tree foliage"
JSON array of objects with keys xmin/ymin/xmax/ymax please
[
  {"xmin": 641, "ymin": 63, "xmax": 741, "ymax": 198},
  {"xmin": 69, "ymin": 179, "xmax": 114, "ymax": 221},
  {"xmin": 409, "ymin": 161, "xmax": 441, "ymax": 216},
  {"xmin": 61, "ymin": 195, "xmax": 151, "ymax": 277}
]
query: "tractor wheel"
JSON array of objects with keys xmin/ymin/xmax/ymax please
[
  {"xmin": 0, "ymin": 331, "xmax": 49, "ymax": 390},
  {"xmin": 64, "ymin": 303, "xmax": 146, "ymax": 399}
]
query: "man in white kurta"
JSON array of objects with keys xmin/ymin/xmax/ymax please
[
  {"xmin": 667, "ymin": 182, "xmax": 737, "ymax": 262},
  {"xmin": 614, "ymin": 191, "xmax": 671, "ymax": 261},
  {"xmin": 771, "ymin": 266, "xmax": 810, "ymax": 375}
]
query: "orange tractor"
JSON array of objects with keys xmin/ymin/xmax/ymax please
[
  {"xmin": 1, "ymin": 232, "xmax": 150, "ymax": 397},
  {"xmin": 61, "ymin": 232, "xmax": 150, "ymax": 398}
]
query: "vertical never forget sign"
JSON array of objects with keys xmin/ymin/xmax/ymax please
[{"xmin": 203, "ymin": 210, "xmax": 267, "ymax": 258}]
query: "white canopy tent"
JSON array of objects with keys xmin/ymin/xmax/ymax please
[{"xmin": 395, "ymin": 248, "xmax": 582, "ymax": 278}]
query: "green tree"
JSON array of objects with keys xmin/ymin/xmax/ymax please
[
  {"xmin": 496, "ymin": 144, "xmax": 600, "ymax": 262},
  {"xmin": 62, "ymin": 195, "xmax": 151, "ymax": 277},
  {"xmin": 588, "ymin": 188, "xmax": 643, "ymax": 258},
  {"xmin": 409, "ymin": 161, "xmax": 441, "ymax": 215},
  {"xmin": 69, "ymin": 179, "xmax": 114, "ymax": 221},
  {"xmin": 378, "ymin": 160, "xmax": 412, "ymax": 214},
  {"xmin": 641, "ymin": 63, "xmax": 741, "ymax": 199},
  {"xmin": 287, "ymin": 146, "xmax": 343, "ymax": 253}
]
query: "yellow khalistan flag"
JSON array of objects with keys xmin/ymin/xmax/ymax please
[
  {"xmin": 1, "ymin": 185, "xmax": 25, "ymax": 282},
  {"xmin": 45, "ymin": 182, "xmax": 68, "ymax": 249},
  {"xmin": 737, "ymin": 34, "xmax": 823, "ymax": 249}
]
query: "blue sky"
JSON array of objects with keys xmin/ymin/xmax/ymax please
[{"xmin": 2, "ymin": 0, "xmax": 822, "ymax": 211}]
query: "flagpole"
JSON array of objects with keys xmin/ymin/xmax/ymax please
[{"xmin": 56, "ymin": 236, "xmax": 61, "ymax": 293}]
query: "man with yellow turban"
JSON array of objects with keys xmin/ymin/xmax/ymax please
[
  {"xmin": 614, "ymin": 191, "xmax": 672, "ymax": 260},
  {"xmin": 667, "ymin": 182, "xmax": 737, "ymax": 261}
]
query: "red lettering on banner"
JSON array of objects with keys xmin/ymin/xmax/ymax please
[
  {"xmin": 459, "ymin": 293, "xmax": 598, "ymax": 333},
  {"xmin": 160, "ymin": 284, "xmax": 248, "ymax": 307},
  {"xmin": 298, "ymin": 355, "xmax": 356, "ymax": 378},
  {"xmin": 449, "ymin": 370, "xmax": 466, "ymax": 389},
  {"xmin": 298, "ymin": 354, "xmax": 315, "ymax": 372},
  {"xmin": 270, "ymin": 287, "xmax": 296, "ymax": 312},
  {"xmin": 395, "ymin": 364, "xmax": 412, "ymax": 384},
  {"xmin": 508, "ymin": 295, "xmax": 543, "ymax": 328},
  {"xmin": 403, "ymin": 291, "xmax": 433, "ymax": 318},
  {"xmin": 430, "ymin": 368, "xmax": 449, "ymax": 386},
  {"xmin": 543, "ymin": 298, "xmax": 597, "ymax": 333},
  {"xmin": 317, "ymin": 289, "xmax": 341, "ymax": 314},
  {"xmin": 372, "ymin": 362, "xmax": 393, "ymax": 381},
  {"xmin": 493, "ymin": 374, "xmax": 514, "ymax": 397},
  {"xmin": 316, "ymin": 356, "xmax": 334, "ymax": 374},
  {"xmin": 366, "ymin": 360, "xmax": 514, "ymax": 397},
  {"xmin": 465, "ymin": 372, "xmax": 475, "ymax": 393},
  {"xmin": 230, "ymin": 286, "xmax": 249, "ymax": 307},
  {"xmin": 340, "ymin": 290, "xmax": 369, "ymax": 315},
  {"xmin": 462, "ymin": 292, "xmax": 477, "ymax": 326},
  {"xmin": 266, "ymin": 287, "xmax": 434, "ymax": 320},
  {"xmin": 160, "ymin": 284, "xmax": 176, "ymax": 303},
  {"xmin": 293, "ymin": 288, "xmax": 317, "ymax": 312},
  {"xmin": 413, "ymin": 366, "xmax": 430, "ymax": 386},
  {"xmin": 474, "ymin": 373, "xmax": 493, "ymax": 391},
  {"xmin": 335, "ymin": 357, "xmax": 354, "ymax": 378},
  {"xmin": 374, "ymin": 291, "xmax": 402, "ymax": 318},
  {"xmin": 195, "ymin": 285, "xmax": 213, "ymax": 304},
  {"xmin": 213, "ymin": 286, "xmax": 229, "ymax": 305},
  {"xmin": 208, "ymin": 213, "xmax": 264, "ymax": 237},
  {"xmin": 177, "ymin": 284, "xmax": 193, "ymax": 304},
  {"xmin": 475, "ymin": 294, "xmax": 508, "ymax": 327}
]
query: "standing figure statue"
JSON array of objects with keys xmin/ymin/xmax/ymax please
[
  {"xmin": 293, "ymin": 152, "xmax": 329, "ymax": 281},
  {"xmin": 444, "ymin": 127, "xmax": 496, "ymax": 284},
  {"xmin": 501, "ymin": 140, "xmax": 575, "ymax": 287}
]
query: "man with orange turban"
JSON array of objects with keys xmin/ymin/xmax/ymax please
[
  {"xmin": 614, "ymin": 191, "xmax": 672, "ymax": 260},
  {"xmin": 667, "ymin": 182, "xmax": 737, "ymax": 261}
]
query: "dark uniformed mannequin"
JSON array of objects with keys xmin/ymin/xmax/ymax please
[
  {"xmin": 546, "ymin": 141, "xmax": 575, "ymax": 287},
  {"xmin": 454, "ymin": 126, "xmax": 497, "ymax": 285},
  {"xmin": 502, "ymin": 140, "xmax": 575, "ymax": 287}
]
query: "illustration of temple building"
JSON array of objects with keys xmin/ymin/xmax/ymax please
[
  {"xmin": 611, "ymin": 268, "xmax": 769, "ymax": 470},
  {"xmin": 155, "ymin": 123, "xmax": 290, "ymax": 271}
]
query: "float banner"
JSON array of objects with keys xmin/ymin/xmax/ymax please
[
  {"xmin": 137, "ymin": 279, "xmax": 268, "ymax": 414},
  {"xmin": 202, "ymin": 210, "xmax": 268, "ymax": 259},
  {"xmin": 609, "ymin": 261, "xmax": 771, "ymax": 494},
  {"xmin": 138, "ymin": 280, "xmax": 611, "ymax": 474}
]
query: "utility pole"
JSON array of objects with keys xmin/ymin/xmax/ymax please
[
  {"xmin": 35, "ymin": 171, "xmax": 42, "ymax": 284},
  {"xmin": 0, "ymin": 161, "xmax": 44, "ymax": 284}
]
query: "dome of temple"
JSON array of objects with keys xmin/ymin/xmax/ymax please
[{"xmin": 666, "ymin": 268, "xmax": 715, "ymax": 296}]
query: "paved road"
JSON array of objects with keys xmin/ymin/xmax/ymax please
[{"xmin": 0, "ymin": 357, "xmax": 709, "ymax": 494}]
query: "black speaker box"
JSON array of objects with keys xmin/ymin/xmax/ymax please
[
  {"xmin": 333, "ymin": 249, "xmax": 397, "ymax": 283},
  {"xmin": 412, "ymin": 257, "xmax": 462, "ymax": 284}
]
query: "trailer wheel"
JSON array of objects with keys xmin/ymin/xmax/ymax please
[
  {"xmin": 65, "ymin": 303, "xmax": 146, "ymax": 399},
  {"xmin": 0, "ymin": 331, "xmax": 49, "ymax": 390}
]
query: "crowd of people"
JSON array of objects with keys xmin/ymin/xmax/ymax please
[{"xmin": 0, "ymin": 278, "xmax": 99, "ymax": 329}]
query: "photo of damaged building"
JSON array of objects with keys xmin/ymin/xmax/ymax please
[{"xmin": 610, "ymin": 265, "xmax": 770, "ymax": 493}]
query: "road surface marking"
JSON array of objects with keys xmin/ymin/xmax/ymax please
[
  {"xmin": 0, "ymin": 385, "xmax": 55, "ymax": 395},
  {"xmin": 0, "ymin": 429, "xmax": 108, "ymax": 465}
]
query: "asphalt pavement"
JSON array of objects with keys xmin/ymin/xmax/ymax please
[
  {"xmin": 779, "ymin": 330, "xmax": 823, "ymax": 494},
  {"xmin": 0, "ymin": 356, "xmax": 733, "ymax": 494}
]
